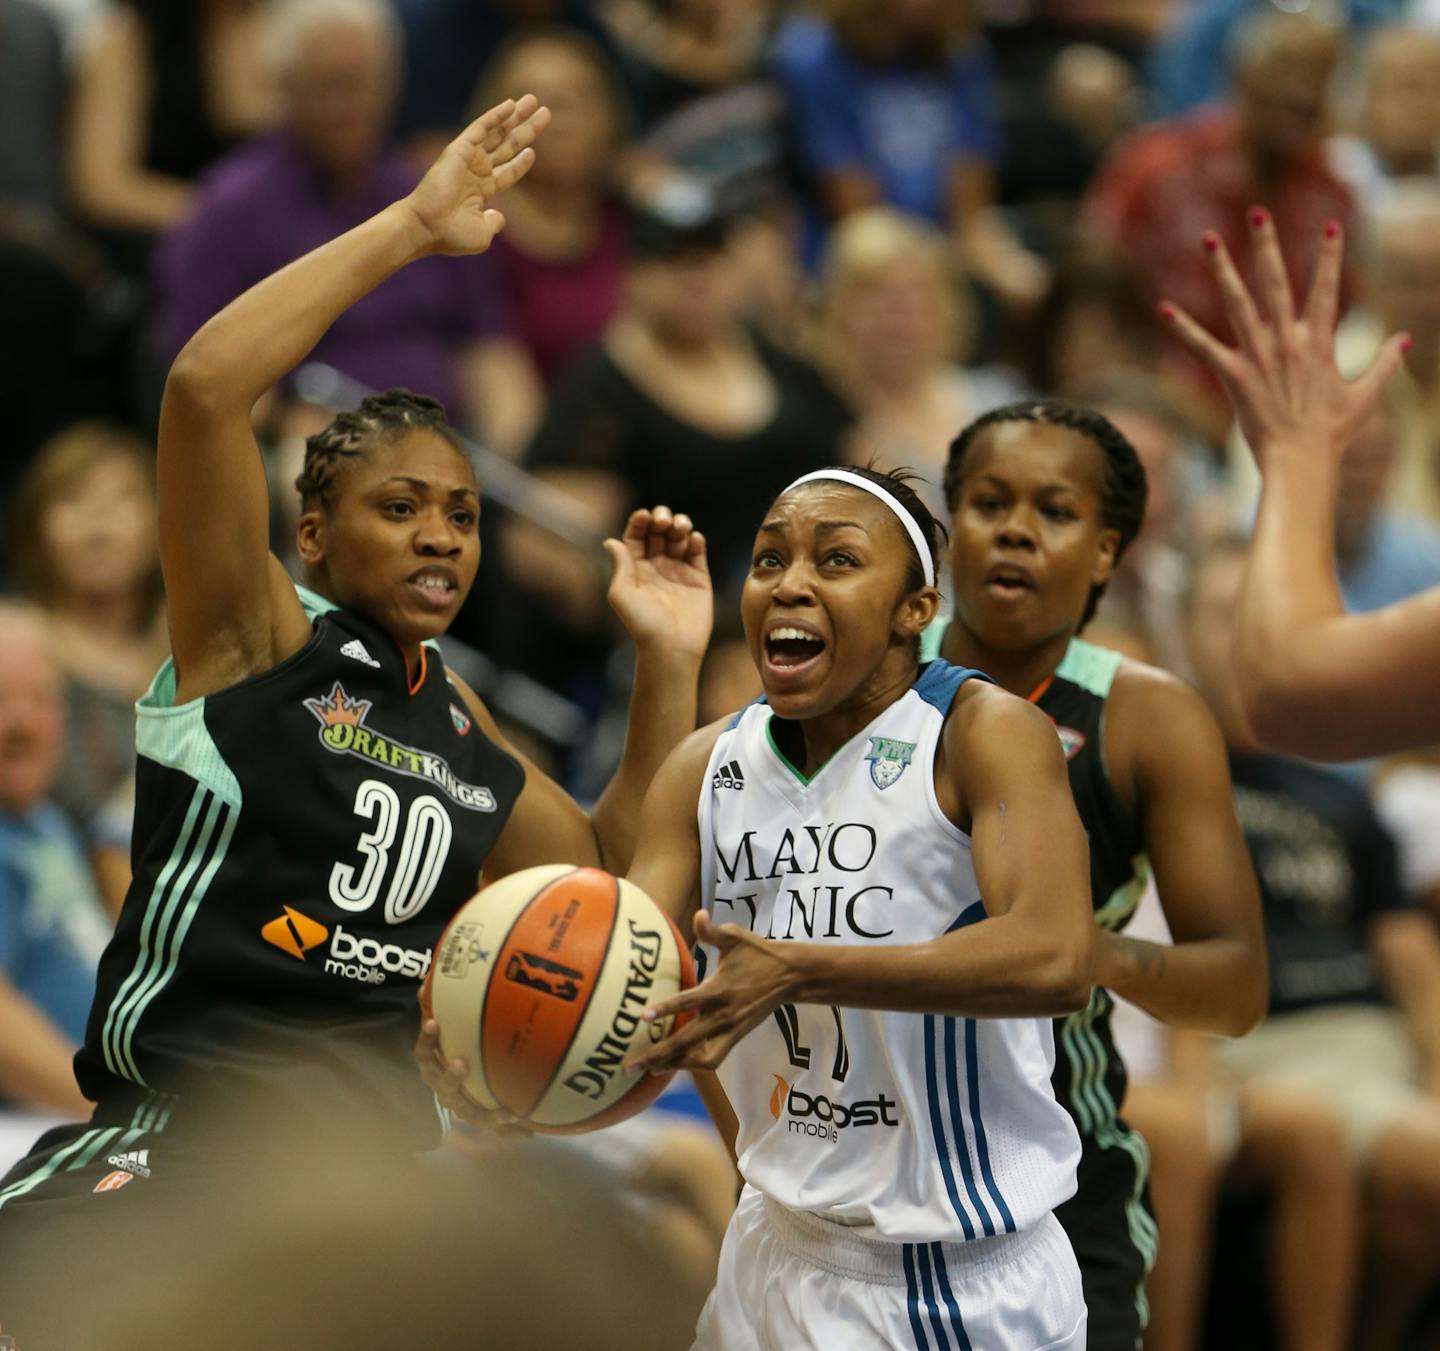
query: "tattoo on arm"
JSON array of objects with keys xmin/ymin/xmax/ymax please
[{"xmin": 1112, "ymin": 936, "xmax": 1168, "ymax": 979}]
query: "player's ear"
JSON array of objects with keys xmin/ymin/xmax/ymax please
[
  {"xmin": 1092, "ymin": 528, "xmax": 1121, "ymax": 588},
  {"xmin": 895, "ymin": 585, "xmax": 941, "ymax": 642},
  {"xmin": 295, "ymin": 508, "xmax": 327, "ymax": 567}
]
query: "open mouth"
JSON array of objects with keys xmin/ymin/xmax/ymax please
[
  {"xmin": 984, "ymin": 565, "xmax": 1036, "ymax": 600},
  {"xmin": 764, "ymin": 624, "xmax": 827, "ymax": 674},
  {"xmin": 407, "ymin": 568, "xmax": 459, "ymax": 609}
]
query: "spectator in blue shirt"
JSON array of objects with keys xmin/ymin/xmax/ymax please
[
  {"xmin": 0, "ymin": 603, "xmax": 109, "ymax": 1121},
  {"xmin": 771, "ymin": 0, "xmax": 1047, "ymax": 310}
]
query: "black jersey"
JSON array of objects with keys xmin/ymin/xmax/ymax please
[{"xmin": 75, "ymin": 588, "xmax": 525, "ymax": 1148}]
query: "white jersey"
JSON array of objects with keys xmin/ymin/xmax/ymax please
[{"xmin": 698, "ymin": 661, "xmax": 1081, "ymax": 1245}]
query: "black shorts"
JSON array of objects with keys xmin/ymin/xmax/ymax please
[{"xmin": 1054, "ymin": 1125, "xmax": 1158, "ymax": 1351}]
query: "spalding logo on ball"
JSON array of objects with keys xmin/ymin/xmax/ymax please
[{"xmin": 420, "ymin": 864, "xmax": 696, "ymax": 1133}]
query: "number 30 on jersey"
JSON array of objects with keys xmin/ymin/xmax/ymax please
[{"xmin": 330, "ymin": 777, "xmax": 454, "ymax": 924}]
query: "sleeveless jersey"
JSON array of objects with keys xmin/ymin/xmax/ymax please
[
  {"xmin": 75, "ymin": 588, "xmax": 525, "ymax": 1148},
  {"xmin": 921, "ymin": 625, "xmax": 1158, "ymax": 1278},
  {"xmin": 698, "ymin": 661, "xmax": 1081, "ymax": 1244}
]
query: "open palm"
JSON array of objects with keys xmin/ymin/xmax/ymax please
[
  {"xmin": 405, "ymin": 95, "xmax": 551, "ymax": 258},
  {"xmin": 605, "ymin": 507, "xmax": 713, "ymax": 661},
  {"xmin": 1161, "ymin": 214, "xmax": 1407, "ymax": 470}
]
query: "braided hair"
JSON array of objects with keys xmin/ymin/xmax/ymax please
[
  {"xmin": 295, "ymin": 390, "xmax": 465, "ymax": 510},
  {"xmin": 942, "ymin": 400, "xmax": 1148, "ymax": 631}
]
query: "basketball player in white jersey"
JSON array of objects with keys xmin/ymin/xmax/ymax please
[{"xmin": 626, "ymin": 466, "xmax": 1097, "ymax": 1350}]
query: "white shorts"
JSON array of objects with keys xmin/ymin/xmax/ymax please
[{"xmin": 693, "ymin": 1186, "xmax": 1087, "ymax": 1351}]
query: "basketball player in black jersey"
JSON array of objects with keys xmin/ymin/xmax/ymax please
[
  {"xmin": 0, "ymin": 97, "xmax": 716, "ymax": 1335},
  {"xmin": 928, "ymin": 400, "xmax": 1269, "ymax": 1350}
]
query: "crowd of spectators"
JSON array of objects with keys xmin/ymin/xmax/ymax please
[{"xmin": 9, "ymin": 0, "xmax": 1440, "ymax": 1344}]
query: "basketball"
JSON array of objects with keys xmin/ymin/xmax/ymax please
[{"xmin": 421, "ymin": 864, "xmax": 697, "ymax": 1133}]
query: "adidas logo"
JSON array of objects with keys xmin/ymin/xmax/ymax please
[
  {"xmin": 106, "ymin": 1149, "xmax": 151, "ymax": 1179},
  {"xmin": 712, "ymin": 760, "xmax": 745, "ymax": 791},
  {"xmin": 340, "ymin": 638, "xmax": 380, "ymax": 668}
]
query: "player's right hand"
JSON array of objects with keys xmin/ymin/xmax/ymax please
[
  {"xmin": 414, "ymin": 1018, "xmax": 531, "ymax": 1141},
  {"xmin": 401, "ymin": 96, "xmax": 550, "ymax": 258}
]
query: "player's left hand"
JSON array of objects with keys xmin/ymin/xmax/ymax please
[
  {"xmin": 604, "ymin": 506, "xmax": 712, "ymax": 662},
  {"xmin": 626, "ymin": 911, "xmax": 802, "ymax": 1073}
]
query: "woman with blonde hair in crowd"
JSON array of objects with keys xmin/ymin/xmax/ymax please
[
  {"xmin": 814, "ymin": 206, "xmax": 1026, "ymax": 518},
  {"xmin": 8, "ymin": 424, "xmax": 167, "ymax": 875}
]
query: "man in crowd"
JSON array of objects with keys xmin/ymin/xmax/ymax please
[
  {"xmin": 155, "ymin": 0, "xmax": 541, "ymax": 457},
  {"xmin": 1083, "ymin": 9, "xmax": 1352, "ymax": 419},
  {"xmin": 0, "ymin": 603, "xmax": 109, "ymax": 1163}
]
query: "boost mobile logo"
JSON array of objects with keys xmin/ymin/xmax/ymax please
[{"xmin": 769, "ymin": 1074, "xmax": 901, "ymax": 1142}]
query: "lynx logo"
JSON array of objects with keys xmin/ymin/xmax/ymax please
[
  {"xmin": 324, "ymin": 924, "xmax": 432, "ymax": 985},
  {"xmin": 505, "ymin": 950, "xmax": 584, "ymax": 1002},
  {"xmin": 865, "ymin": 737, "xmax": 915, "ymax": 790},
  {"xmin": 1055, "ymin": 726, "xmax": 1086, "ymax": 760},
  {"xmin": 768, "ymin": 1074, "xmax": 901, "ymax": 1143},
  {"xmin": 450, "ymin": 703, "xmax": 472, "ymax": 737}
]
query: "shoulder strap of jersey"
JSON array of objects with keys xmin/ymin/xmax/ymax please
[{"xmin": 914, "ymin": 659, "xmax": 991, "ymax": 716}]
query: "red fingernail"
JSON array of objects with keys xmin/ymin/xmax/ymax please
[
  {"xmin": 1158, "ymin": 301, "xmax": 1176, "ymax": 323},
  {"xmin": 1402, "ymin": 333, "xmax": 1414, "ymax": 354},
  {"xmin": 1202, "ymin": 232, "xmax": 1219, "ymax": 254},
  {"xmin": 1324, "ymin": 219, "xmax": 1340, "ymax": 240},
  {"xmin": 1250, "ymin": 207, "xmax": 1268, "ymax": 229}
]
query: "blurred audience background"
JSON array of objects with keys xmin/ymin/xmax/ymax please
[{"xmin": 10, "ymin": 0, "xmax": 1440, "ymax": 1345}]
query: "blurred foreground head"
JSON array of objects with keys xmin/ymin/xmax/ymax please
[{"xmin": 12, "ymin": 1100, "xmax": 707, "ymax": 1350}]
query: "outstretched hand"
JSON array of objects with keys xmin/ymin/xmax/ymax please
[
  {"xmin": 404, "ymin": 95, "xmax": 551, "ymax": 257},
  {"xmin": 626, "ymin": 910, "xmax": 802, "ymax": 1074},
  {"xmin": 605, "ymin": 506, "xmax": 713, "ymax": 661},
  {"xmin": 1159, "ymin": 210, "xmax": 1409, "ymax": 472}
]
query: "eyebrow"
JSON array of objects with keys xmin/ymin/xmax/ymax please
[
  {"xmin": 377, "ymin": 476, "xmax": 478, "ymax": 501},
  {"xmin": 973, "ymin": 473, "xmax": 1080, "ymax": 495}
]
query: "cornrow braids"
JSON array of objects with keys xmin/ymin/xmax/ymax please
[
  {"xmin": 295, "ymin": 389, "xmax": 463, "ymax": 509},
  {"xmin": 943, "ymin": 400, "xmax": 1148, "ymax": 631}
]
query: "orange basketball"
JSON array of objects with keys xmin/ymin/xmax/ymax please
[{"xmin": 421, "ymin": 864, "xmax": 696, "ymax": 1133}]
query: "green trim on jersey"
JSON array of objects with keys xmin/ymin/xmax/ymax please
[
  {"xmin": 100, "ymin": 784, "xmax": 238, "ymax": 1085},
  {"xmin": 1095, "ymin": 852, "xmax": 1152, "ymax": 932},
  {"xmin": 918, "ymin": 616, "xmax": 948, "ymax": 664},
  {"xmin": 1053, "ymin": 638, "xmax": 1122, "ymax": 700},
  {"xmin": 1058, "ymin": 988, "xmax": 1160, "ymax": 1325},
  {"xmin": 764, "ymin": 715, "xmax": 839, "ymax": 786},
  {"xmin": 135, "ymin": 665, "xmax": 242, "ymax": 809},
  {"xmin": 295, "ymin": 582, "xmax": 340, "ymax": 618}
]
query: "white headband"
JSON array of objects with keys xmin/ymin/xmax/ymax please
[{"xmin": 782, "ymin": 469, "xmax": 936, "ymax": 588}]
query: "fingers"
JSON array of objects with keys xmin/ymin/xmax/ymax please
[
  {"xmin": 1347, "ymin": 330, "xmax": 1411, "ymax": 428},
  {"xmin": 1201, "ymin": 229, "xmax": 1272, "ymax": 367},
  {"xmin": 618, "ymin": 505, "xmax": 698, "ymax": 560},
  {"xmin": 486, "ymin": 100, "xmax": 551, "ymax": 173},
  {"xmin": 1249, "ymin": 206, "xmax": 1297, "ymax": 332},
  {"xmin": 1159, "ymin": 298, "xmax": 1246, "ymax": 387},
  {"xmin": 1302, "ymin": 219, "xmax": 1344, "ymax": 344}
]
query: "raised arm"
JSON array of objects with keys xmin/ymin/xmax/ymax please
[
  {"xmin": 1094, "ymin": 669, "xmax": 1268, "ymax": 1036},
  {"xmin": 454, "ymin": 506, "xmax": 711, "ymax": 880},
  {"xmin": 630, "ymin": 688, "xmax": 1095, "ymax": 1074},
  {"xmin": 158, "ymin": 97, "xmax": 548, "ymax": 701},
  {"xmin": 1161, "ymin": 213, "xmax": 1440, "ymax": 757}
]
